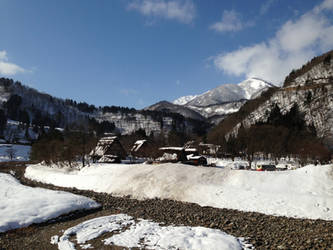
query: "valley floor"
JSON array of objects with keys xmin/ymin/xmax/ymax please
[{"xmin": 0, "ymin": 163, "xmax": 333, "ymax": 249}]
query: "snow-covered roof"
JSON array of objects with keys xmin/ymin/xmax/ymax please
[
  {"xmin": 98, "ymin": 155, "xmax": 119, "ymax": 163},
  {"xmin": 131, "ymin": 140, "xmax": 146, "ymax": 152},
  {"xmin": 183, "ymin": 140, "xmax": 195, "ymax": 148},
  {"xmin": 91, "ymin": 145, "xmax": 106, "ymax": 156},
  {"xmin": 159, "ymin": 147, "xmax": 184, "ymax": 151},
  {"xmin": 90, "ymin": 136, "xmax": 120, "ymax": 156},
  {"xmin": 98, "ymin": 136, "xmax": 117, "ymax": 144},
  {"xmin": 187, "ymin": 155, "xmax": 206, "ymax": 160},
  {"xmin": 185, "ymin": 148, "xmax": 197, "ymax": 152},
  {"xmin": 199, "ymin": 143, "xmax": 220, "ymax": 148}
]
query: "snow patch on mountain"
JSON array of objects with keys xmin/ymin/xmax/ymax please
[
  {"xmin": 238, "ymin": 78, "xmax": 273, "ymax": 99},
  {"xmin": 171, "ymin": 78, "xmax": 273, "ymax": 122},
  {"xmin": 185, "ymin": 78, "xmax": 273, "ymax": 107},
  {"xmin": 173, "ymin": 95, "xmax": 198, "ymax": 105}
]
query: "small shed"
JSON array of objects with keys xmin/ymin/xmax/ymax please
[{"xmin": 90, "ymin": 135, "xmax": 127, "ymax": 163}]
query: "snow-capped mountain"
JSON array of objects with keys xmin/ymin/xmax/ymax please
[
  {"xmin": 184, "ymin": 78, "xmax": 273, "ymax": 107},
  {"xmin": 223, "ymin": 50, "xmax": 333, "ymax": 147},
  {"xmin": 144, "ymin": 101, "xmax": 205, "ymax": 121},
  {"xmin": 173, "ymin": 95, "xmax": 197, "ymax": 105},
  {"xmin": 171, "ymin": 78, "xmax": 274, "ymax": 123}
]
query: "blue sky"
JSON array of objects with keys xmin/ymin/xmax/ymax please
[{"xmin": 0, "ymin": 0, "xmax": 332, "ymax": 109}]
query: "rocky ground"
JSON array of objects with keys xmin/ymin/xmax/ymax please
[{"xmin": 0, "ymin": 162, "xmax": 333, "ymax": 250}]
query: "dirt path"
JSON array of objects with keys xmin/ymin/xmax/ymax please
[{"xmin": 1, "ymin": 163, "xmax": 333, "ymax": 249}]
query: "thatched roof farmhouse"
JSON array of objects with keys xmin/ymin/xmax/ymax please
[
  {"xmin": 90, "ymin": 135, "xmax": 127, "ymax": 163},
  {"xmin": 130, "ymin": 139, "xmax": 153, "ymax": 158}
]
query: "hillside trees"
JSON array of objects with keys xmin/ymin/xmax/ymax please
[
  {"xmin": 4, "ymin": 94, "xmax": 22, "ymax": 120},
  {"xmin": 210, "ymin": 103, "xmax": 331, "ymax": 165},
  {"xmin": 30, "ymin": 128, "xmax": 97, "ymax": 167},
  {"xmin": 0, "ymin": 109, "xmax": 7, "ymax": 136}
]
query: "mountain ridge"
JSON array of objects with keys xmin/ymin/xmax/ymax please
[
  {"xmin": 0, "ymin": 78, "xmax": 209, "ymax": 143},
  {"xmin": 213, "ymin": 50, "xmax": 333, "ymax": 147},
  {"xmin": 162, "ymin": 78, "xmax": 274, "ymax": 124}
]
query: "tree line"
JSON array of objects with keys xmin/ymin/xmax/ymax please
[
  {"xmin": 30, "ymin": 128, "xmax": 97, "ymax": 167},
  {"xmin": 208, "ymin": 103, "xmax": 331, "ymax": 166}
]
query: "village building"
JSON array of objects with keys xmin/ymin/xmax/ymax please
[
  {"xmin": 183, "ymin": 140, "xmax": 196, "ymax": 149},
  {"xmin": 158, "ymin": 147, "xmax": 199, "ymax": 162},
  {"xmin": 185, "ymin": 155, "xmax": 208, "ymax": 166},
  {"xmin": 90, "ymin": 135, "xmax": 127, "ymax": 163},
  {"xmin": 198, "ymin": 143, "xmax": 221, "ymax": 157},
  {"xmin": 130, "ymin": 140, "xmax": 154, "ymax": 158}
]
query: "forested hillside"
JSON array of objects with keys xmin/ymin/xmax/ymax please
[{"xmin": 0, "ymin": 78, "xmax": 209, "ymax": 144}]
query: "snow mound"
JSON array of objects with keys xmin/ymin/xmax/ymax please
[
  {"xmin": 25, "ymin": 163, "xmax": 333, "ymax": 220},
  {"xmin": 0, "ymin": 173, "xmax": 100, "ymax": 232},
  {"xmin": 52, "ymin": 214, "xmax": 251, "ymax": 250}
]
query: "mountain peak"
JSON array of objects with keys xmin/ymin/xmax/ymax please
[
  {"xmin": 237, "ymin": 78, "xmax": 273, "ymax": 99},
  {"xmin": 173, "ymin": 78, "xmax": 272, "ymax": 108},
  {"xmin": 173, "ymin": 95, "xmax": 197, "ymax": 105}
]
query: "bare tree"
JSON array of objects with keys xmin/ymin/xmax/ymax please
[{"xmin": 6, "ymin": 147, "xmax": 16, "ymax": 161}]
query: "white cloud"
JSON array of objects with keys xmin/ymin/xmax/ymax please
[
  {"xmin": 277, "ymin": 13, "xmax": 327, "ymax": 52},
  {"xmin": 210, "ymin": 10, "xmax": 247, "ymax": 32},
  {"xmin": 314, "ymin": 0, "xmax": 333, "ymax": 13},
  {"xmin": 0, "ymin": 50, "xmax": 25, "ymax": 76},
  {"xmin": 0, "ymin": 51, "xmax": 8, "ymax": 61},
  {"xmin": 212, "ymin": 0, "xmax": 333, "ymax": 85},
  {"xmin": 127, "ymin": 0, "xmax": 195, "ymax": 24}
]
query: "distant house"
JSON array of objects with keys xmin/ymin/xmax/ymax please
[
  {"xmin": 198, "ymin": 143, "xmax": 221, "ymax": 156},
  {"xmin": 90, "ymin": 135, "xmax": 127, "ymax": 163},
  {"xmin": 184, "ymin": 140, "xmax": 196, "ymax": 149},
  {"xmin": 185, "ymin": 155, "xmax": 207, "ymax": 166},
  {"xmin": 130, "ymin": 140, "xmax": 153, "ymax": 158},
  {"xmin": 158, "ymin": 147, "xmax": 199, "ymax": 162}
]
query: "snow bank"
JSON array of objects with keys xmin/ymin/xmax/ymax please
[
  {"xmin": 25, "ymin": 163, "xmax": 333, "ymax": 220},
  {"xmin": 0, "ymin": 173, "xmax": 100, "ymax": 232},
  {"xmin": 52, "ymin": 214, "xmax": 251, "ymax": 250},
  {"xmin": 0, "ymin": 144, "xmax": 31, "ymax": 162}
]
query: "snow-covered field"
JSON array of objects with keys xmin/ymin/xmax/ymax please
[
  {"xmin": 0, "ymin": 173, "xmax": 100, "ymax": 232},
  {"xmin": 25, "ymin": 162, "xmax": 333, "ymax": 220},
  {"xmin": 0, "ymin": 144, "xmax": 31, "ymax": 162},
  {"xmin": 51, "ymin": 214, "xmax": 252, "ymax": 250}
]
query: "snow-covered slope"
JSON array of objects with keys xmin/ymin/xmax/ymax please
[
  {"xmin": 185, "ymin": 78, "xmax": 273, "ymax": 107},
  {"xmin": 0, "ymin": 78, "xmax": 208, "ymax": 139},
  {"xmin": 169, "ymin": 78, "xmax": 273, "ymax": 123},
  {"xmin": 144, "ymin": 101, "xmax": 205, "ymax": 121},
  {"xmin": 173, "ymin": 95, "xmax": 198, "ymax": 105},
  {"xmin": 225, "ymin": 51, "xmax": 333, "ymax": 145},
  {"xmin": 0, "ymin": 173, "xmax": 100, "ymax": 232},
  {"xmin": 25, "ymin": 163, "xmax": 333, "ymax": 221}
]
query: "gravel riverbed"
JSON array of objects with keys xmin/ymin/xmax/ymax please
[{"xmin": 0, "ymin": 163, "xmax": 333, "ymax": 249}]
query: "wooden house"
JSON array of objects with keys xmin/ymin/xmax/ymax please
[
  {"xmin": 198, "ymin": 143, "xmax": 221, "ymax": 157},
  {"xmin": 90, "ymin": 135, "xmax": 127, "ymax": 163},
  {"xmin": 158, "ymin": 147, "xmax": 199, "ymax": 162},
  {"xmin": 130, "ymin": 140, "xmax": 154, "ymax": 158}
]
